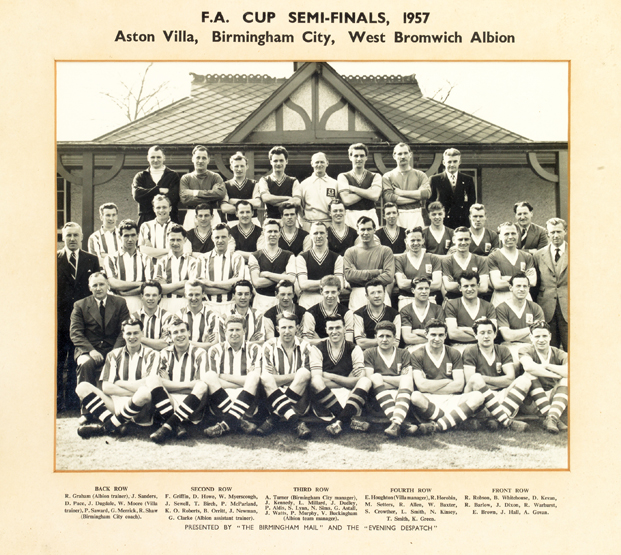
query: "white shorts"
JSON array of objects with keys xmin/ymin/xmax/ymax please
[
  {"xmin": 183, "ymin": 209, "xmax": 222, "ymax": 231},
  {"xmin": 397, "ymin": 209, "xmax": 423, "ymax": 230},
  {"xmin": 253, "ymin": 292, "xmax": 279, "ymax": 313},
  {"xmin": 345, "ymin": 209, "xmax": 379, "ymax": 230},
  {"xmin": 298, "ymin": 291, "xmax": 323, "ymax": 310}
]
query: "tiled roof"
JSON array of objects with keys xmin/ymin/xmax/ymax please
[{"xmin": 94, "ymin": 70, "xmax": 530, "ymax": 144}]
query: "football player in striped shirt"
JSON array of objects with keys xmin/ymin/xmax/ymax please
[
  {"xmin": 176, "ymin": 280, "xmax": 219, "ymax": 351},
  {"xmin": 105, "ymin": 219, "xmax": 155, "ymax": 313},
  {"xmin": 218, "ymin": 280, "xmax": 265, "ymax": 345},
  {"xmin": 462, "ymin": 318, "xmax": 531, "ymax": 432},
  {"xmin": 407, "ymin": 319, "xmax": 487, "ymax": 434},
  {"xmin": 88, "ymin": 202, "xmax": 120, "ymax": 265},
  {"xmin": 148, "ymin": 317, "xmax": 213, "ymax": 444},
  {"xmin": 364, "ymin": 321, "xmax": 419, "ymax": 439},
  {"xmin": 309, "ymin": 314, "xmax": 372, "ymax": 437},
  {"xmin": 191, "ymin": 223, "xmax": 245, "ymax": 315},
  {"xmin": 133, "ymin": 280, "xmax": 174, "ymax": 351},
  {"xmin": 349, "ymin": 279, "xmax": 401, "ymax": 350},
  {"xmin": 518, "ymin": 321, "xmax": 568, "ymax": 434},
  {"xmin": 203, "ymin": 314, "xmax": 263, "ymax": 437},
  {"xmin": 139, "ymin": 194, "xmax": 178, "ymax": 259},
  {"xmin": 257, "ymin": 311, "xmax": 313, "ymax": 439},
  {"xmin": 154, "ymin": 224, "xmax": 196, "ymax": 313},
  {"xmin": 75, "ymin": 317, "xmax": 160, "ymax": 438}
]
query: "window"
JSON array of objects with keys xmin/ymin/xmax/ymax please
[{"xmin": 57, "ymin": 175, "xmax": 71, "ymax": 241}]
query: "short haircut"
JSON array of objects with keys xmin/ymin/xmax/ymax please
[
  {"xmin": 99, "ymin": 202, "xmax": 118, "ymax": 216},
  {"xmin": 140, "ymin": 280, "xmax": 162, "ymax": 296},
  {"xmin": 275, "ymin": 279, "xmax": 295, "ymax": 294},
  {"xmin": 62, "ymin": 222, "xmax": 82, "ymax": 235},
  {"xmin": 311, "ymin": 152, "xmax": 328, "ymax": 163},
  {"xmin": 413, "ymin": 276, "xmax": 431, "ymax": 288},
  {"xmin": 443, "ymin": 148, "xmax": 461, "ymax": 158},
  {"xmin": 232, "ymin": 279, "xmax": 253, "ymax": 296},
  {"xmin": 459, "ymin": 271, "xmax": 480, "ymax": 285},
  {"xmin": 192, "ymin": 145, "xmax": 209, "ymax": 156},
  {"xmin": 152, "ymin": 194, "xmax": 172, "ymax": 207},
  {"xmin": 529, "ymin": 320, "xmax": 551, "ymax": 334},
  {"xmin": 393, "ymin": 142, "xmax": 411, "ymax": 154},
  {"xmin": 185, "ymin": 279, "xmax": 204, "ymax": 294},
  {"xmin": 268, "ymin": 145, "xmax": 289, "ymax": 161},
  {"xmin": 375, "ymin": 320, "xmax": 396, "ymax": 336},
  {"xmin": 88, "ymin": 271, "xmax": 108, "ymax": 284},
  {"xmin": 319, "ymin": 275, "xmax": 342, "ymax": 292},
  {"xmin": 264, "ymin": 219, "xmax": 281, "ymax": 230},
  {"xmin": 225, "ymin": 313, "xmax": 247, "ymax": 330},
  {"xmin": 195, "ymin": 203, "xmax": 212, "ymax": 214},
  {"xmin": 118, "ymin": 219, "xmax": 139, "ymax": 235},
  {"xmin": 148, "ymin": 145, "xmax": 164, "ymax": 155},
  {"xmin": 356, "ymin": 215, "xmax": 376, "ymax": 229},
  {"xmin": 469, "ymin": 203, "xmax": 486, "ymax": 214},
  {"xmin": 279, "ymin": 202, "xmax": 298, "ymax": 215},
  {"xmin": 513, "ymin": 201, "xmax": 534, "ymax": 214},
  {"xmin": 167, "ymin": 224, "xmax": 187, "ymax": 238},
  {"xmin": 546, "ymin": 217, "xmax": 567, "ymax": 230},
  {"xmin": 473, "ymin": 317, "xmax": 497, "ymax": 334},
  {"xmin": 383, "ymin": 201, "xmax": 398, "ymax": 213},
  {"xmin": 122, "ymin": 317, "xmax": 144, "ymax": 332},
  {"xmin": 329, "ymin": 198, "xmax": 345, "ymax": 212},
  {"xmin": 453, "ymin": 226, "xmax": 470, "ymax": 235},
  {"xmin": 213, "ymin": 223, "xmax": 229, "ymax": 234},
  {"xmin": 277, "ymin": 310, "xmax": 298, "ymax": 326},
  {"xmin": 324, "ymin": 314, "xmax": 345, "ymax": 327},
  {"xmin": 498, "ymin": 221, "xmax": 519, "ymax": 234},
  {"xmin": 510, "ymin": 272, "xmax": 530, "ymax": 286},
  {"xmin": 169, "ymin": 316, "xmax": 190, "ymax": 331},
  {"xmin": 229, "ymin": 151, "xmax": 247, "ymax": 165},
  {"xmin": 365, "ymin": 278, "xmax": 385, "ymax": 294},
  {"xmin": 235, "ymin": 200, "xmax": 252, "ymax": 212},
  {"xmin": 310, "ymin": 221, "xmax": 328, "ymax": 233},
  {"xmin": 348, "ymin": 143, "xmax": 368, "ymax": 156},
  {"xmin": 425, "ymin": 319, "xmax": 447, "ymax": 334},
  {"xmin": 427, "ymin": 201, "xmax": 445, "ymax": 213},
  {"xmin": 406, "ymin": 226, "xmax": 424, "ymax": 236}
]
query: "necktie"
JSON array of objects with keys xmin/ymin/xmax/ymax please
[
  {"xmin": 554, "ymin": 248, "xmax": 560, "ymax": 263},
  {"xmin": 99, "ymin": 301, "xmax": 106, "ymax": 335},
  {"xmin": 69, "ymin": 252, "xmax": 77, "ymax": 279}
]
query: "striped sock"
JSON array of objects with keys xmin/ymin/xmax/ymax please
[
  {"xmin": 267, "ymin": 390, "xmax": 298, "ymax": 422},
  {"xmin": 548, "ymin": 379, "xmax": 568, "ymax": 421},
  {"xmin": 150, "ymin": 386, "xmax": 174, "ymax": 420},
  {"xmin": 285, "ymin": 387, "xmax": 302, "ymax": 403},
  {"xmin": 165, "ymin": 393, "xmax": 201, "ymax": 427},
  {"xmin": 479, "ymin": 385, "xmax": 509, "ymax": 426},
  {"xmin": 412, "ymin": 400, "xmax": 444, "ymax": 421},
  {"xmin": 392, "ymin": 388, "xmax": 412, "ymax": 425},
  {"xmin": 436, "ymin": 401, "xmax": 475, "ymax": 431},
  {"xmin": 374, "ymin": 385, "xmax": 396, "ymax": 419},
  {"xmin": 500, "ymin": 380, "xmax": 531, "ymax": 420},
  {"xmin": 81, "ymin": 392, "xmax": 113, "ymax": 425},
  {"xmin": 314, "ymin": 387, "xmax": 343, "ymax": 417},
  {"xmin": 210, "ymin": 387, "xmax": 233, "ymax": 415},
  {"xmin": 116, "ymin": 399, "xmax": 143, "ymax": 426},
  {"xmin": 228, "ymin": 390, "xmax": 255, "ymax": 421},
  {"xmin": 529, "ymin": 379, "xmax": 551, "ymax": 416},
  {"xmin": 337, "ymin": 387, "xmax": 369, "ymax": 423}
]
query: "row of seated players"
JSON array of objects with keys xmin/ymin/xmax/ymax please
[
  {"xmin": 76, "ymin": 308, "xmax": 567, "ymax": 443},
  {"xmin": 88, "ymin": 202, "xmax": 567, "ymax": 351}
]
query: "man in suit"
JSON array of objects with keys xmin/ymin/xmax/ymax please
[
  {"xmin": 429, "ymin": 148, "xmax": 476, "ymax": 229},
  {"xmin": 70, "ymin": 272, "xmax": 130, "ymax": 420},
  {"xmin": 514, "ymin": 201, "xmax": 549, "ymax": 253},
  {"xmin": 57, "ymin": 222, "xmax": 100, "ymax": 412},
  {"xmin": 534, "ymin": 218, "xmax": 568, "ymax": 350}
]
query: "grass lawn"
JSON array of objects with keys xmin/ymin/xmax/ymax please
[{"xmin": 56, "ymin": 412, "xmax": 568, "ymax": 471}]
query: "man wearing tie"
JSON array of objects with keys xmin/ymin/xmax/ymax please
[
  {"xmin": 428, "ymin": 148, "xmax": 476, "ymax": 229},
  {"xmin": 57, "ymin": 222, "xmax": 100, "ymax": 412},
  {"xmin": 534, "ymin": 218, "xmax": 568, "ymax": 350},
  {"xmin": 70, "ymin": 272, "xmax": 130, "ymax": 421}
]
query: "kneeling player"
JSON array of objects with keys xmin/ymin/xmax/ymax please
[
  {"xmin": 364, "ymin": 321, "xmax": 419, "ymax": 438},
  {"xmin": 408, "ymin": 319, "xmax": 485, "ymax": 433},
  {"xmin": 258, "ymin": 312, "xmax": 313, "ymax": 439},
  {"xmin": 462, "ymin": 318, "xmax": 532, "ymax": 432},
  {"xmin": 203, "ymin": 314, "xmax": 263, "ymax": 437},
  {"xmin": 518, "ymin": 320, "xmax": 568, "ymax": 433},
  {"xmin": 309, "ymin": 315, "xmax": 373, "ymax": 436},
  {"xmin": 75, "ymin": 318, "xmax": 160, "ymax": 438}
]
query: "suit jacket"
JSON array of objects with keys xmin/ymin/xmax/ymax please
[
  {"xmin": 518, "ymin": 223, "xmax": 548, "ymax": 251},
  {"xmin": 534, "ymin": 244, "xmax": 568, "ymax": 321},
  {"xmin": 429, "ymin": 171, "xmax": 476, "ymax": 229},
  {"xmin": 57, "ymin": 249, "xmax": 100, "ymax": 329},
  {"xmin": 70, "ymin": 295, "xmax": 130, "ymax": 359}
]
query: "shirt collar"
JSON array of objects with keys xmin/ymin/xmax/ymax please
[
  {"xmin": 550, "ymin": 242, "xmax": 566, "ymax": 255},
  {"xmin": 64, "ymin": 246, "xmax": 79, "ymax": 260}
]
